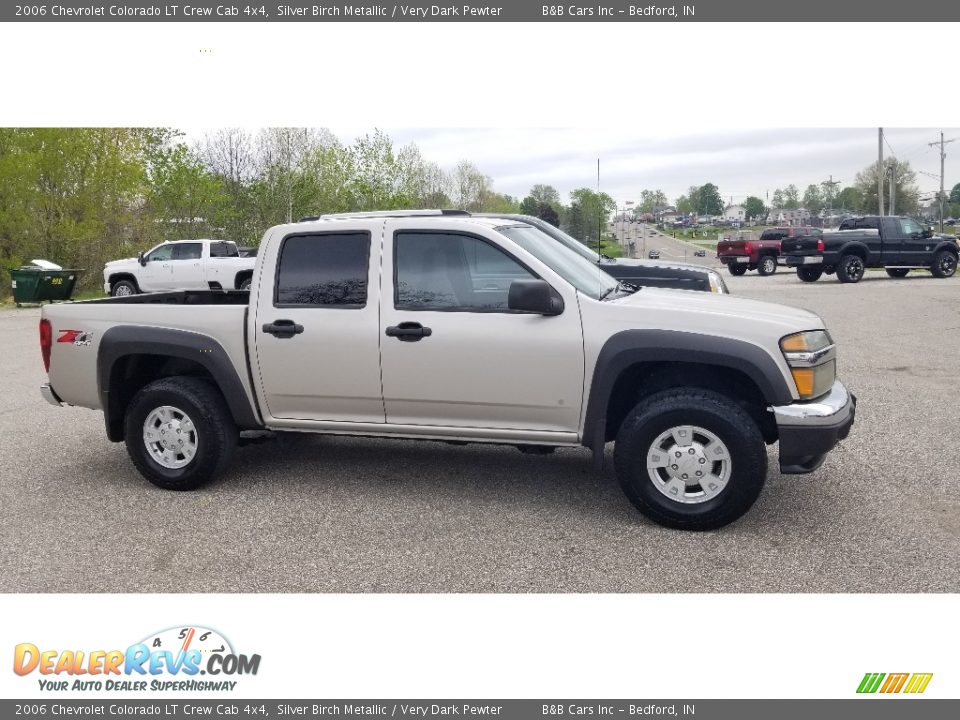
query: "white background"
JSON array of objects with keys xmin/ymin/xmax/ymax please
[{"xmin": 1, "ymin": 20, "xmax": 958, "ymax": 701}]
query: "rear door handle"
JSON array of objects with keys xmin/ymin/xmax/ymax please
[
  {"xmin": 385, "ymin": 322, "xmax": 432, "ymax": 342},
  {"xmin": 262, "ymin": 319, "xmax": 304, "ymax": 338}
]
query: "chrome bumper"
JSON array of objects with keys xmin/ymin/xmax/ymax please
[
  {"xmin": 771, "ymin": 380, "xmax": 853, "ymax": 427},
  {"xmin": 40, "ymin": 383, "xmax": 63, "ymax": 407}
]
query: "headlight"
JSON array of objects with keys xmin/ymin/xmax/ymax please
[
  {"xmin": 780, "ymin": 330, "xmax": 835, "ymax": 400},
  {"xmin": 707, "ymin": 270, "xmax": 728, "ymax": 294}
]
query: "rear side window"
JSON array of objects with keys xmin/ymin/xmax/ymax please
[
  {"xmin": 210, "ymin": 241, "xmax": 239, "ymax": 258},
  {"xmin": 275, "ymin": 233, "xmax": 370, "ymax": 307}
]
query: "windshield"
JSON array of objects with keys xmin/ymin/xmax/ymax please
[{"xmin": 497, "ymin": 225, "xmax": 618, "ymax": 300}]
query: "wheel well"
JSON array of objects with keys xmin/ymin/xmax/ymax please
[
  {"xmin": 108, "ymin": 273, "xmax": 140, "ymax": 290},
  {"xmin": 105, "ymin": 354, "xmax": 217, "ymax": 441},
  {"xmin": 841, "ymin": 245, "xmax": 867, "ymax": 260},
  {"xmin": 234, "ymin": 270, "xmax": 253, "ymax": 288},
  {"xmin": 603, "ymin": 361, "xmax": 778, "ymax": 445}
]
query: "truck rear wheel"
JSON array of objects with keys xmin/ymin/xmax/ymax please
[
  {"xmin": 931, "ymin": 250, "xmax": 958, "ymax": 278},
  {"xmin": 797, "ymin": 266, "xmax": 823, "ymax": 282},
  {"xmin": 124, "ymin": 376, "xmax": 238, "ymax": 491},
  {"xmin": 836, "ymin": 254, "xmax": 865, "ymax": 283},
  {"xmin": 728, "ymin": 264, "xmax": 747, "ymax": 276},
  {"xmin": 757, "ymin": 255, "xmax": 777, "ymax": 276},
  {"xmin": 613, "ymin": 389, "xmax": 767, "ymax": 530}
]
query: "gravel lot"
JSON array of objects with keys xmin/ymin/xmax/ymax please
[{"xmin": 2, "ymin": 268, "xmax": 958, "ymax": 593}]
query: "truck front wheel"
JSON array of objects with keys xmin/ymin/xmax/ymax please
[
  {"xmin": 836, "ymin": 254, "xmax": 865, "ymax": 283},
  {"xmin": 757, "ymin": 255, "xmax": 777, "ymax": 276},
  {"xmin": 931, "ymin": 250, "xmax": 958, "ymax": 278},
  {"xmin": 613, "ymin": 389, "xmax": 767, "ymax": 530},
  {"xmin": 797, "ymin": 266, "xmax": 823, "ymax": 282},
  {"xmin": 124, "ymin": 376, "xmax": 238, "ymax": 491},
  {"xmin": 111, "ymin": 280, "xmax": 138, "ymax": 297}
]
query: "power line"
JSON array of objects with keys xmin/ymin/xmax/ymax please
[{"xmin": 928, "ymin": 132, "xmax": 957, "ymax": 232}]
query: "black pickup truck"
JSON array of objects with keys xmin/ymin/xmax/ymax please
[{"xmin": 782, "ymin": 215, "xmax": 959, "ymax": 283}]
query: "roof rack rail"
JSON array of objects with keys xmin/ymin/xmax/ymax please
[{"xmin": 300, "ymin": 209, "xmax": 471, "ymax": 221}]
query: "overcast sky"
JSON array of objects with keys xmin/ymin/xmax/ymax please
[{"xmin": 329, "ymin": 127, "xmax": 958, "ymax": 208}]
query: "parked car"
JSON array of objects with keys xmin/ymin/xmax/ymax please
[
  {"xmin": 40, "ymin": 211, "xmax": 854, "ymax": 530},
  {"xmin": 471, "ymin": 213, "xmax": 729, "ymax": 293},
  {"xmin": 782, "ymin": 215, "xmax": 959, "ymax": 282},
  {"xmin": 717, "ymin": 227, "xmax": 822, "ymax": 277},
  {"xmin": 103, "ymin": 240, "xmax": 255, "ymax": 296}
]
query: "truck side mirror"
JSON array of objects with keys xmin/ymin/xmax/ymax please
[
  {"xmin": 508, "ymin": 279, "xmax": 564, "ymax": 316},
  {"xmin": 138, "ymin": 251, "xmax": 146, "ymax": 266}
]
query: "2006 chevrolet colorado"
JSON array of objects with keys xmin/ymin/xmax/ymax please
[{"xmin": 39, "ymin": 211, "xmax": 856, "ymax": 530}]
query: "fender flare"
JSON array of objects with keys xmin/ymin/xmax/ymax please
[
  {"xmin": 581, "ymin": 329, "xmax": 795, "ymax": 453},
  {"xmin": 97, "ymin": 325, "xmax": 262, "ymax": 441}
]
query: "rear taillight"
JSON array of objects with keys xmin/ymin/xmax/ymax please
[
  {"xmin": 39, "ymin": 319, "xmax": 52, "ymax": 372},
  {"xmin": 817, "ymin": 239, "xmax": 825, "ymax": 252},
  {"xmin": 743, "ymin": 242, "xmax": 753, "ymax": 254}
]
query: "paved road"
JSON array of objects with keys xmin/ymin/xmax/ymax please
[
  {"xmin": 2, "ymin": 270, "xmax": 959, "ymax": 592},
  {"xmin": 611, "ymin": 222, "xmax": 720, "ymax": 267}
]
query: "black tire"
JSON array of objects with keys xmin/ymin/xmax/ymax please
[
  {"xmin": 797, "ymin": 266, "xmax": 823, "ymax": 282},
  {"xmin": 885, "ymin": 268, "xmax": 910, "ymax": 278},
  {"xmin": 124, "ymin": 376, "xmax": 238, "ymax": 491},
  {"xmin": 239, "ymin": 277, "xmax": 252, "ymax": 291},
  {"xmin": 757, "ymin": 255, "xmax": 777, "ymax": 276},
  {"xmin": 613, "ymin": 389, "xmax": 768, "ymax": 531},
  {"xmin": 111, "ymin": 279, "xmax": 138, "ymax": 297},
  {"xmin": 728, "ymin": 263, "xmax": 747, "ymax": 276},
  {"xmin": 930, "ymin": 250, "xmax": 958, "ymax": 278},
  {"xmin": 836, "ymin": 254, "xmax": 865, "ymax": 283}
]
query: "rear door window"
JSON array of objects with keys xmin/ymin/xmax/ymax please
[{"xmin": 275, "ymin": 232, "xmax": 370, "ymax": 307}]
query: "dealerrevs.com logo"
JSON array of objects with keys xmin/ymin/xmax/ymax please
[{"xmin": 13, "ymin": 626, "xmax": 261, "ymax": 692}]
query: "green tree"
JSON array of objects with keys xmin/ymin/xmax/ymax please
[
  {"xmin": 834, "ymin": 186, "xmax": 862, "ymax": 212},
  {"xmin": 565, "ymin": 188, "xmax": 616, "ymax": 244},
  {"xmin": 782, "ymin": 184, "xmax": 800, "ymax": 210},
  {"xmin": 948, "ymin": 182, "xmax": 960, "ymax": 204},
  {"xmin": 771, "ymin": 188, "xmax": 785, "ymax": 208},
  {"xmin": 638, "ymin": 189, "xmax": 668, "ymax": 213},
  {"xmin": 802, "ymin": 184, "xmax": 823, "ymax": 214},
  {"xmin": 743, "ymin": 196, "xmax": 766, "ymax": 221},
  {"xmin": 697, "ymin": 183, "xmax": 724, "ymax": 216},
  {"xmin": 853, "ymin": 159, "xmax": 920, "ymax": 215}
]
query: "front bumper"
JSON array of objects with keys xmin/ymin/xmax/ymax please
[
  {"xmin": 40, "ymin": 383, "xmax": 63, "ymax": 407},
  {"xmin": 770, "ymin": 380, "xmax": 856, "ymax": 474}
]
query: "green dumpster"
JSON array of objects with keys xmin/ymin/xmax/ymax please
[{"xmin": 10, "ymin": 261, "xmax": 82, "ymax": 306}]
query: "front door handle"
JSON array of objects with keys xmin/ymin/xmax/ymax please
[
  {"xmin": 262, "ymin": 319, "xmax": 304, "ymax": 338},
  {"xmin": 385, "ymin": 322, "xmax": 432, "ymax": 342}
]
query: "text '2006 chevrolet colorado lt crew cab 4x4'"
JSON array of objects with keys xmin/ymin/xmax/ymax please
[{"xmin": 39, "ymin": 211, "xmax": 856, "ymax": 530}]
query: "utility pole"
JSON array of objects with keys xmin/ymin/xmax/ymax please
[
  {"xmin": 928, "ymin": 131, "xmax": 956, "ymax": 233},
  {"xmin": 821, "ymin": 174, "xmax": 840, "ymax": 216},
  {"xmin": 878, "ymin": 128, "xmax": 885, "ymax": 216}
]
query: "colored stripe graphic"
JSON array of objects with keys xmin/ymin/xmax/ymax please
[
  {"xmin": 880, "ymin": 673, "xmax": 909, "ymax": 693},
  {"xmin": 857, "ymin": 673, "xmax": 885, "ymax": 693},
  {"xmin": 903, "ymin": 673, "xmax": 933, "ymax": 694}
]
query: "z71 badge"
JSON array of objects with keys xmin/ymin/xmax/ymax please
[{"xmin": 57, "ymin": 329, "xmax": 93, "ymax": 346}]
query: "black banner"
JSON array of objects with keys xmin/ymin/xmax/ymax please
[
  {"xmin": 3, "ymin": 0, "xmax": 958, "ymax": 22},
  {"xmin": 2, "ymin": 700, "xmax": 958, "ymax": 719}
]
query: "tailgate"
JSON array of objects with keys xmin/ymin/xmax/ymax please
[
  {"xmin": 716, "ymin": 240, "xmax": 746, "ymax": 255},
  {"xmin": 782, "ymin": 236, "xmax": 820, "ymax": 254}
]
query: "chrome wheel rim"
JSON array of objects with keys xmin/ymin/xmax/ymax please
[
  {"xmin": 114, "ymin": 284, "xmax": 133, "ymax": 296},
  {"xmin": 846, "ymin": 257, "xmax": 863, "ymax": 280},
  {"xmin": 143, "ymin": 405, "xmax": 198, "ymax": 469},
  {"xmin": 646, "ymin": 425, "xmax": 732, "ymax": 505},
  {"xmin": 762, "ymin": 258, "xmax": 775, "ymax": 273}
]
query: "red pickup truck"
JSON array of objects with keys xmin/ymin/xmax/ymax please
[{"xmin": 717, "ymin": 227, "xmax": 822, "ymax": 276}]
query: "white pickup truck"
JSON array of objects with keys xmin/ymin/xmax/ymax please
[
  {"xmin": 41, "ymin": 211, "xmax": 855, "ymax": 530},
  {"xmin": 103, "ymin": 239, "xmax": 256, "ymax": 296}
]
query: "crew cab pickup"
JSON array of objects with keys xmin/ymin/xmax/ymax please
[
  {"xmin": 782, "ymin": 215, "xmax": 959, "ymax": 283},
  {"xmin": 103, "ymin": 239, "xmax": 256, "ymax": 296},
  {"xmin": 40, "ymin": 211, "xmax": 856, "ymax": 530},
  {"xmin": 717, "ymin": 227, "xmax": 820, "ymax": 277}
]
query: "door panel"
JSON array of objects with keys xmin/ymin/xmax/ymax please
[
  {"xmin": 167, "ymin": 242, "xmax": 205, "ymax": 289},
  {"xmin": 253, "ymin": 228, "xmax": 385, "ymax": 423},
  {"xmin": 896, "ymin": 217, "xmax": 932, "ymax": 265},
  {"xmin": 379, "ymin": 225, "xmax": 584, "ymax": 432}
]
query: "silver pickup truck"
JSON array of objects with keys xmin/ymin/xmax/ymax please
[{"xmin": 39, "ymin": 211, "xmax": 856, "ymax": 530}]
